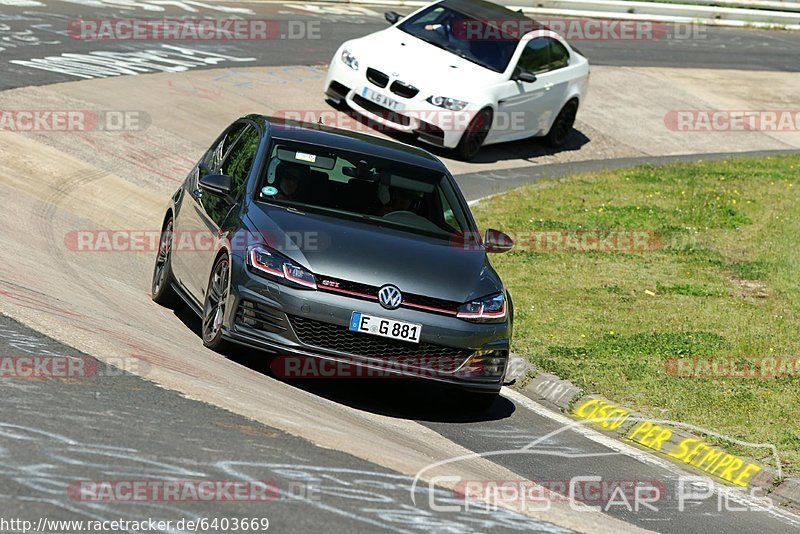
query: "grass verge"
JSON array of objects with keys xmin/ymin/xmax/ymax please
[{"xmin": 472, "ymin": 155, "xmax": 800, "ymax": 474}]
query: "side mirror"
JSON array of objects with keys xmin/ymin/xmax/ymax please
[
  {"xmin": 484, "ymin": 229, "xmax": 514, "ymax": 253},
  {"xmin": 198, "ymin": 173, "xmax": 232, "ymax": 196},
  {"xmin": 512, "ymin": 70, "xmax": 537, "ymax": 83},
  {"xmin": 384, "ymin": 11, "xmax": 403, "ymax": 24}
]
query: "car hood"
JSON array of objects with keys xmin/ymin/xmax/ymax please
[
  {"xmin": 245, "ymin": 202, "xmax": 502, "ymax": 304},
  {"xmin": 348, "ymin": 28, "xmax": 503, "ymax": 96}
]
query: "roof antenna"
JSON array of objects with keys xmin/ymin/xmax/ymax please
[{"xmin": 318, "ymin": 116, "xmax": 324, "ymax": 125}]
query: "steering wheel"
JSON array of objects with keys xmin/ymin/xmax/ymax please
[{"xmin": 383, "ymin": 210, "xmax": 417, "ymax": 219}]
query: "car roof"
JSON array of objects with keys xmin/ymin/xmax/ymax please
[
  {"xmin": 246, "ymin": 115, "xmax": 448, "ymax": 172},
  {"xmin": 440, "ymin": 0, "xmax": 540, "ymax": 26}
]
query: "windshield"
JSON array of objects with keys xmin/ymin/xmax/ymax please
[
  {"xmin": 257, "ymin": 140, "xmax": 475, "ymax": 240},
  {"xmin": 397, "ymin": 4, "xmax": 520, "ymax": 73}
]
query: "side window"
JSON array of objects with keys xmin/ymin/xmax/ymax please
[
  {"xmin": 201, "ymin": 123, "xmax": 258, "ymax": 226},
  {"xmin": 516, "ymin": 38, "xmax": 570, "ymax": 74},
  {"xmin": 221, "ymin": 125, "xmax": 260, "ymax": 201},
  {"xmin": 549, "ymin": 39, "xmax": 570, "ymax": 70},
  {"xmin": 516, "ymin": 38, "xmax": 550, "ymax": 74},
  {"xmin": 202, "ymin": 122, "xmax": 247, "ymax": 173}
]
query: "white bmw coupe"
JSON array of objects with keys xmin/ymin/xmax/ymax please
[{"xmin": 325, "ymin": 0, "xmax": 590, "ymax": 160}]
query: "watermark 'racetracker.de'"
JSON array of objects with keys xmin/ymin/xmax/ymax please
[
  {"xmin": 666, "ymin": 356, "xmax": 800, "ymax": 378},
  {"xmin": 0, "ymin": 110, "xmax": 149, "ymax": 132},
  {"xmin": 68, "ymin": 479, "xmax": 280, "ymax": 502},
  {"xmin": 665, "ymin": 110, "xmax": 800, "ymax": 132},
  {"xmin": 68, "ymin": 18, "xmax": 320, "ymax": 41}
]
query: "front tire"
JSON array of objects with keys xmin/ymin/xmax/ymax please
[
  {"xmin": 454, "ymin": 108, "xmax": 492, "ymax": 161},
  {"xmin": 202, "ymin": 254, "xmax": 231, "ymax": 352},
  {"xmin": 544, "ymin": 99, "xmax": 578, "ymax": 147},
  {"xmin": 151, "ymin": 216, "xmax": 181, "ymax": 308}
]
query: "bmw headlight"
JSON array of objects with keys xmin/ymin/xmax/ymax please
[
  {"xmin": 427, "ymin": 96, "xmax": 469, "ymax": 111},
  {"xmin": 457, "ymin": 292, "xmax": 507, "ymax": 323},
  {"xmin": 340, "ymin": 49, "xmax": 359, "ymax": 71},
  {"xmin": 247, "ymin": 245, "xmax": 317, "ymax": 289}
]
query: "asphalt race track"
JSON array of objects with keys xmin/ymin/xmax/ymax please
[
  {"xmin": 2, "ymin": 0, "xmax": 800, "ymax": 91},
  {"xmin": 1, "ymin": 1, "xmax": 800, "ymax": 532}
]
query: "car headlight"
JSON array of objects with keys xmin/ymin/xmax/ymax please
[
  {"xmin": 427, "ymin": 96, "xmax": 469, "ymax": 111},
  {"xmin": 457, "ymin": 292, "xmax": 507, "ymax": 323},
  {"xmin": 340, "ymin": 49, "xmax": 359, "ymax": 71},
  {"xmin": 247, "ymin": 245, "xmax": 317, "ymax": 289}
]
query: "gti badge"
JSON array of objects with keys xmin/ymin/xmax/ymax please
[{"xmin": 378, "ymin": 285, "xmax": 402, "ymax": 310}]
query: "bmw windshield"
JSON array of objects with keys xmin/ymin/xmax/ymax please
[
  {"xmin": 397, "ymin": 4, "xmax": 522, "ymax": 73},
  {"xmin": 257, "ymin": 140, "xmax": 477, "ymax": 241}
]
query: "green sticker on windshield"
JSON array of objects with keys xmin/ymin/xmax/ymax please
[{"xmin": 262, "ymin": 186, "xmax": 278, "ymax": 196}]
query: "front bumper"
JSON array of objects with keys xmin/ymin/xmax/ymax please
[
  {"xmin": 324, "ymin": 58, "xmax": 475, "ymax": 150},
  {"xmin": 222, "ymin": 254, "xmax": 510, "ymax": 393}
]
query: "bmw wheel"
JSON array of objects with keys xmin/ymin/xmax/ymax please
[
  {"xmin": 151, "ymin": 216, "xmax": 181, "ymax": 308},
  {"xmin": 454, "ymin": 108, "xmax": 492, "ymax": 161},
  {"xmin": 202, "ymin": 254, "xmax": 231, "ymax": 352},
  {"xmin": 544, "ymin": 99, "xmax": 578, "ymax": 147}
]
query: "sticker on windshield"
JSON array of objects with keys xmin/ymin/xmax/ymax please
[
  {"xmin": 295, "ymin": 152, "xmax": 317, "ymax": 163},
  {"xmin": 262, "ymin": 186, "xmax": 278, "ymax": 196}
]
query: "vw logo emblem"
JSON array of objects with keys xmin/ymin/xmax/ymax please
[{"xmin": 378, "ymin": 285, "xmax": 402, "ymax": 310}]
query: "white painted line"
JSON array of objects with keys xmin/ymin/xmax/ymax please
[
  {"xmin": 501, "ymin": 386, "xmax": 800, "ymax": 527},
  {"xmin": 467, "ymin": 190, "xmax": 505, "ymax": 207}
]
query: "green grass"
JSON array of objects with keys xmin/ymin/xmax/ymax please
[{"xmin": 472, "ymin": 155, "xmax": 800, "ymax": 474}]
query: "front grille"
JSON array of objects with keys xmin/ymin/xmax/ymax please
[
  {"xmin": 404, "ymin": 294, "xmax": 458, "ymax": 313},
  {"xmin": 235, "ymin": 300, "xmax": 288, "ymax": 333},
  {"xmin": 390, "ymin": 80, "xmax": 419, "ymax": 99},
  {"xmin": 288, "ymin": 315, "xmax": 471, "ymax": 371},
  {"xmin": 317, "ymin": 276, "xmax": 377, "ymax": 300},
  {"xmin": 316, "ymin": 274, "xmax": 460, "ymax": 316},
  {"xmin": 352, "ymin": 94, "xmax": 411, "ymax": 126},
  {"xmin": 366, "ymin": 68, "xmax": 389, "ymax": 88}
]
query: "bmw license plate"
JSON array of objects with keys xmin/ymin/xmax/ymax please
[
  {"xmin": 349, "ymin": 312, "xmax": 421, "ymax": 343},
  {"xmin": 361, "ymin": 87, "xmax": 404, "ymax": 111}
]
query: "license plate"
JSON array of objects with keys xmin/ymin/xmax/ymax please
[
  {"xmin": 349, "ymin": 312, "xmax": 421, "ymax": 343},
  {"xmin": 361, "ymin": 86, "xmax": 404, "ymax": 111}
]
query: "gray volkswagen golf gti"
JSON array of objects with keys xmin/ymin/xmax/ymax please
[{"xmin": 152, "ymin": 115, "xmax": 514, "ymax": 408}]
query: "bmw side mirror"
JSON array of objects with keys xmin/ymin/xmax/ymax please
[
  {"xmin": 385, "ymin": 11, "xmax": 403, "ymax": 24},
  {"xmin": 198, "ymin": 173, "xmax": 232, "ymax": 196},
  {"xmin": 512, "ymin": 71, "xmax": 537, "ymax": 83},
  {"xmin": 484, "ymin": 229, "xmax": 513, "ymax": 253}
]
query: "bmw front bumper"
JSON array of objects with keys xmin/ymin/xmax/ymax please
[{"xmin": 324, "ymin": 57, "xmax": 475, "ymax": 150}]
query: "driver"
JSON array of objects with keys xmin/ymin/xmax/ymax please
[
  {"xmin": 275, "ymin": 162, "xmax": 310, "ymax": 201},
  {"xmin": 381, "ymin": 187, "xmax": 422, "ymax": 215}
]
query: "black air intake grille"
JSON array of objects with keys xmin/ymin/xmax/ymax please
[
  {"xmin": 288, "ymin": 315, "xmax": 471, "ymax": 371},
  {"xmin": 235, "ymin": 300, "xmax": 288, "ymax": 332}
]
